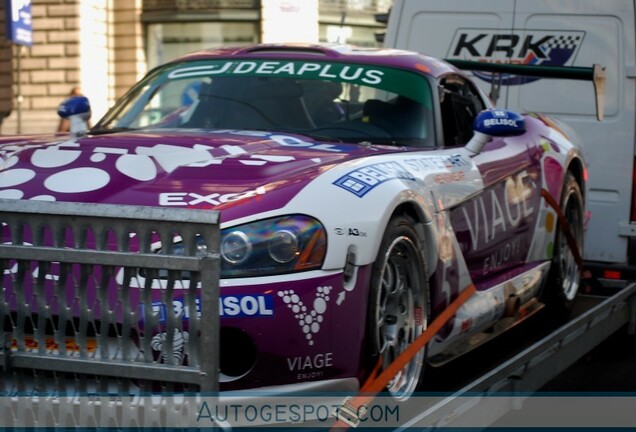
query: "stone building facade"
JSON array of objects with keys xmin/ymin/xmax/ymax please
[
  {"xmin": 0, "ymin": 0, "xmax": 389, "ymax": 135},
  {"xmin": 0, "ymin": 0, "xmax": 145, "ymax": 134},
  {"xmin": 0, "ymin": 9, "xmax": 12, "ymax": 130}
]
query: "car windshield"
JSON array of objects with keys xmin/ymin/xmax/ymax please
[{"xmin": 95, "ymin": 59, "xmax": 435, "ymax": 146}]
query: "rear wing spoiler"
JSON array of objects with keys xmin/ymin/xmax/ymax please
[{"xmin": 446, "ymin": 60, "xmax": 606, "ymax": 121}]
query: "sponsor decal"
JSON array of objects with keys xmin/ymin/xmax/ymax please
[
  {"xmin": 483, "ymin": 237, "xmax": 523, "ymax": 274},
  {"xmin": 334, "ymin": 227, "xmax": 367, "ymax": 237},
  {"xmin": 220, "ymin": 295, "xmax": 274, "ymax": 317},
  {"xmin": 461, "ymin": 171, "xmax": 534, "ymax": 251},
  {"xmin": 484, "ymin": 118, "xmax": 518, "ymax": 128},
  {"xmin": 168, "ymin": 60, "xmax": 384, "ymax": 86},
  {"xmin": 333, "ymin": 162, "xmax": 415, "ymax": 197},
  {"xmin": 151, "ymin": 329, "xmax": 189, "ymax": 364},
  {"xmin": 278, "ymin": 286, "xmax": 332, "ymax": 346},
  {"xmin": 0, "ymin": 135, "xmax": 337, "ymax": 202},
  {"xmin": 445, "ymin": 154, "xmax": 471, "ymax": 169},
  {"xmin": 434, "ymin": 172, "xmax": 466, "ymax": 184},
  {"xmin": 267, "ymin": 133, "xmax": 344, "ymax": 152},
  {"xmin": 286, "ymin": 352, "xmax": 333, "ymax": 380},
  {"xmin": 205, "ymin": 131, "xmax": 345, "ymax": 153},
  {"xmin": 403, "ymin": 154, "xmax": 470, "ymax": 172},
  {"xmin": 159, "ymin": 187, "xmax": 266, "ymax": 207},
  {"xmin": 149, "ymin": 294, "xmax": 274, "ymax": 322},
  {"xmin": 453, "ymin": 170, "xmax": 538, "ymax": 275},
  {"xmin": 149, "ymin": 299, "xmax": 200, "ymax": 322},
  {"xmin": 447, "ymin": 29, "xmax": 585, "ymax": 85},
  {"xmin": 164, "ymin": 60, "xmax": 433, "ymax": 107}
]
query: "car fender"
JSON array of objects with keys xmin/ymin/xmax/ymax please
[{"xmin": 281, "ymin": 150, "xmax": 484, "ymax": 270}]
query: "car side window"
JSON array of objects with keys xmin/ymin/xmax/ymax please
[{"xmin": 439, "ymin": 75, "xmax": 486, "ymax": 147}]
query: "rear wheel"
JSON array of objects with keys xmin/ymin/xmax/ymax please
[
  {"xmin": 366, "ymin": 215, "xmax": 429, "ymax": 400},
  {"xmin": 545, "ymin": 171, "xmax": 584, "ymax": 315}
]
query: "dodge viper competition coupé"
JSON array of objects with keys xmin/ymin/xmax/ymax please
[{"xmin": 0, "ymin": 43, "xmax": 585, "ymax": 399}]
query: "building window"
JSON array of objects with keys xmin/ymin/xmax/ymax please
[
  {"xmin": 319, "ymin": 23, "xmax": 378, "ymax": 47},
  {"xmin": 318, "ymin": 0, "xmax": 391, "ymax": 47},
  {"xmin": 146, "ymin": 22, "xmax": 259, "ymax": 67},
  {"xmin": 142, "ymin": 0, "xmax": 260, "ymax": 68}
]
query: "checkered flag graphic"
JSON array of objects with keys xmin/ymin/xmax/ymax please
[{"xmin": 542, "ymin": 35, "xmax": 582, "ymax": 50}]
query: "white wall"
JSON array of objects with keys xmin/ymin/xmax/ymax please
[
  {"xmin": 261, "ymin": 0, "xmax": 319, "ymax": 43},
  {"xmin": 80, "ymin": 0, "xmax": 110, "ymax": 122}
]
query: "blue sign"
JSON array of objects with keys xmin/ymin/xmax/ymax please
[
  {"xmin": 181, "ymin": 81, "xmax": 202, "ymax": 106},
  {"xmin": 5, "ymin": 0, "xmax": 32, "ymax": 46}
]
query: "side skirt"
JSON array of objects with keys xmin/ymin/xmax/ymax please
[{"xmin": 428, "ymin": 262, "xmax": 550, "ymax": 366}]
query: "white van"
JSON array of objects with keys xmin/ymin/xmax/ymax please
[{"xmin": 384, "ymin": 0, "xmax": 636, "ymax": 279}]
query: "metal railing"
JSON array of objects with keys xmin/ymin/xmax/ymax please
[{"xmin": 0, "ymin": 199, "xmax": 220, "ymax": 398}]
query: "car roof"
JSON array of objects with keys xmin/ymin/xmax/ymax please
[{"xmin": 167, "ymin": 43, "xmax": 458, "ymax": 80}]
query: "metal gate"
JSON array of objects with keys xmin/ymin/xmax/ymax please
[{"xmin": 0, "ymin": 198, "xmax": 220, "ymax": 428}]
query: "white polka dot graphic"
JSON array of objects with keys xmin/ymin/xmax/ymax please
[
  {"xmin": 115, "ymin": 154, "xmax": 157, "ymax": 181},
  {"xmin": 0, "ymin": 169, "xmax": 36, "ymax": 188},
  {"xmin": 0, "ymin": 156, "xmax": 19, "ymax": 170},
  {"xmin": 278, "ymin": 286, "xmax": 332, "ymax": 346},
  {"xmin": 90, "ymin": 153, "xmax": 107, "ymax": 163},
  {"xmin": 44, "ymin": 167, "xmax": 110, "ymax": 193},
  {"xmin": 30, "ymin": 195, "xmax": 56, "ymax": 201},
  {"xmin": 0, "ymin": 189, "xmax": 24, "ymax": 199},
  {"xmin": 31, "ymin": 149, "xmax": 81, "ymax": 168},
  {"xmin": 0, "ymin": 135, "xmax": 305, "ymax": 199}
]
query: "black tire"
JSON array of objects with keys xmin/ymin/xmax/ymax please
[
  {"xmin": 366, "ymin": 214, "xmax": 429, "ymax": 400},
  {"xmin": 544, "ymin": 171, "xmax": 584, "ymax": 316}
]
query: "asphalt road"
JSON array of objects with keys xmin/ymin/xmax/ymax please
[{"xmin": 541, "ymin": 325, "xmax": 636, "ymax": 392}]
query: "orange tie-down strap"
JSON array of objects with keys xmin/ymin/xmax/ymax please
[
  {"xmin": 331, "ymin": 284, "xmax": 476, "ymax": 430},
  {"xmin": 540, "ymin": 188, "xmax": 599, "ymax": 290},
  {"xmin": 540, "ymin": 189, "xmax": 585, "ymax": 272},
  {"xmin": 330, "ymin": 189, "xmax": 590, "ymax": 429}
]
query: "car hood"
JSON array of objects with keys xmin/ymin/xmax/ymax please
[{"xmin": 0, "ymin": 129, "xmax": 400, "ymax": 223}]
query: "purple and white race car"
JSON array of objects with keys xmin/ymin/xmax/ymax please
[{"xmin": 0, "ymin": 43, "xmax": 585, "ymax": 399}]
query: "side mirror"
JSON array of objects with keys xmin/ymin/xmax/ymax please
[
  {"xmin": 465, "ymin": 109, "xmax": 526, "ymax": 154},
  {"xmin": 57, "ymin": 96, "xmax": 91, "ymax": 137}
]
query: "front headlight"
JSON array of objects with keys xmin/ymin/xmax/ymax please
[
  {"xmin": 220, "ymin": 215, "xmax": 326, "ymax": 278},
  {"xmin": 163, "ymin": 215, "xmax": 327, "ymax": 279},
  {"xmin": 221, "ymin": 231, "xmax": 252, "ymax": 264}
]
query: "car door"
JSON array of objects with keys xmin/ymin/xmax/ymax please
[{"xmin": 441, "ymin": 74, "xmax": 543, "ymax": 286}]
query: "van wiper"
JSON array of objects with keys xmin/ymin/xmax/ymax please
[
  {"xmin": 296, "ymin": 132, "xmax": 344, "ymax": 143},
  {"xmin": 365, "ymin": 137, "xmax": 429, "ymax": 148},
  {"xmin": 89, "ymin": 127, "xmax": 136, "ymax": 135}
]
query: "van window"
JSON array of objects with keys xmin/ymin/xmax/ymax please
[{"xmin": 439, "ymin": 75, "xmax": 485, "ymax": 146}]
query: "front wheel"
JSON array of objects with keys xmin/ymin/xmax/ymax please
[
  {"xmin": 366, "ymin": 215, "xmax": 429, "ymax": 400},
  {"xmin": 544, "ymin": 171, "xmax": 584, "ymax": 316}
]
